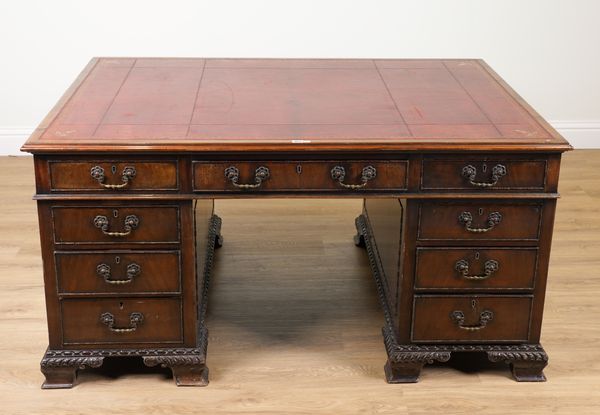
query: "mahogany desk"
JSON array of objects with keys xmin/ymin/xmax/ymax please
[{"xmin": 21, "ymin": 58, "xmax": 571, "ymax": 388}]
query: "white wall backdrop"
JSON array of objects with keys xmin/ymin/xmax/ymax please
[{"xmin": 1, "ymin": 0, "xmax": 599, "ymax": 154}]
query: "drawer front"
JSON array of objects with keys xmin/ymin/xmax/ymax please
[
  {"xmin": 61, "ymin": 298, "xmax": 182, "ymax": 345},
  {"xmin": 415, "ymin": 248, "xmax": 537, "ymax": 290},
  {"xmin": 421, "ymin": 158, "xmax": 546, "ymax": 191},
  {"xmin": 193, "ymin": 160, "xmax": 408, "ymax": 192},
  {"xmin": 49, "ymin": 160, "xmax": 179, "ymax": 191},
  {"xmin": 417, "ymin": 202, "xmax": 542, "ymax": 241},
  {"xmin": 193, "ymin": 161, "xmax": 299, "ymax": 191},
  {"xmin": 412, "ymin": 296, "xmax": 532, "ymax": 343},
  {"xmin": 299, "ymin": 161, "xmax": 407, "ymax": 191},
  {"xmin": 52, "ymin": 206, "xmax": 180, "ymax": 244},
  {"xmin": 56, "ymin": 251, "xmax": 181, "ymax": 294}
]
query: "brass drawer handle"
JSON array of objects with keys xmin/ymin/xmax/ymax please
[
  {"xmin": 100, "ymin": 312, "xmax": 144, "ymax": 333},
  {"xmin": 96, "ymin": 263, "xmax": 141, "ymax": 285},
  {"xmin": 455, "ymin": 259, "xmax": 499, "ymax": 280},
  {"xmin": 90, "ymin": 165, "xmax": 136, "ymax": 189},
  {"xmin": 461, "ymin": 164, "xmax": 507, "ymax": 187},
  {"xmin": 224, "ymin": 166, "xmax": 270, "ymax": 189},
  {"xmin": 458, "ymin": 211, "xmax": 502, "ymax": 233},
  {"xmin": 450, "ymin": 310, "xmax": 494, "ymax": 331},
  {"xmin": 93, "ymin": 214, "xmax": 140, "ymax": 237},
  {"xmin": 330, "ymin": 165, "xmax": 377, "ymax": 189}
]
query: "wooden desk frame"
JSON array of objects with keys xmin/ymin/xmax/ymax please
[{"xmin": 22, "ymin": 58, "xmax": 571, "ymax": 388}]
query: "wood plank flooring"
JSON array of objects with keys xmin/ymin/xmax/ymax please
[{"xmin": 0, "ymin": 151, "xmax": 598, "ymax": 415}]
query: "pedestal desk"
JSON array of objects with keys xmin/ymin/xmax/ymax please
[{"xmin": 21, "ymin": 58, "xmax": 571, "ymax": 388}]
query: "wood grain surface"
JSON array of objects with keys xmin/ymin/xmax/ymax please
[{"xmin": 0, "ymin": 151, "xmax": 598, "ymax": 415}]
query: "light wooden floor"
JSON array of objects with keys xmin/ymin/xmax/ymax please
[{"xmin": 0, "ymin": 151, "xmax": 599, "ymax": 415}]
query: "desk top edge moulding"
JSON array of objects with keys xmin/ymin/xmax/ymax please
[
  {"xmin": 21, "ymin": 57, "xmax": 571, "ymax": 153},
  {"xmin": 22, "ymin": 58, "xmax": 570, "ymax": 388}
]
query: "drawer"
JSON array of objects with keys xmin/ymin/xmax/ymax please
[
  {"xmin": 192, "ymin": 160, "xmax": 408, "ymax": 192},
  {"xmin": 417, "ymin": 202, "xmax": 542, "ymax": 241},
  {"xmin": 61, "ymin": 298, "xmax": 182, "ymax": 345},
  {"xmin": 415, "ymin": 248, "xmax": 537, "ymax": 290},
  {"xmin": 299, "ymin": 161, "xmax": 408, "ymax": 191},
  {"xmin": 412, "ymin": 295, "xmax": 532, "ymax": 343},
  {"xmin": 55, "ymin": 250, "xmax": 181, "ymax": 294},
  {"xmin": 49, "ymin": 160, "xmax": 179, "ymax": 191},
  {"xmin": 421, "ymin": 157, "xmax": 546, "ymax": 191},
  {"xmin": 52, "ymin": 205, "xmax": 180, "ymax": 244},
  {"xmin": 193, "ymin": 161, "xmax": 299, "ymax": 191}
]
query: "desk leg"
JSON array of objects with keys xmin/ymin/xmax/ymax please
[
  {"xmin": 487, "ymin": 347, "xmax": 548, "ymax": 382},
  {"xmin": 40, "ymin": 351, "xmax": 104, "ymax": 389}
]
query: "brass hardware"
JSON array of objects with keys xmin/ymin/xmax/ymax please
[
  {"xmin": 100, "ymin": 312, "xmax": 144, "ymax": 333},
  {"xmin": 93, "ymin": 214, "xmax": 139, "ymax": 237},
  {"xmin": 461, "ymin": 164, "xmax": 507, "ymax": 187},
  {"xmin": 224, "ymin": 166, "xmax": 270, "ymax": 189},
  {"xmin": 458, "ymin": 211, "xmax": 502, "ymax": 233},
  {"xmin": 455, "ymin": 259, "xmax": 499, "ymax": 280},
  {"xmin": 90, "ymin": 165, "xmax": 136, "ymax": 189},
  {"xmin": 96, "ymin": 263, "xmax": 141, "ymax": 285},
  {"xmin": 450, "ymin": 309, "xmax": 494, "ymax": 331},
  {"xmin": 330, "ymin": 165, "xmax": 377, "ymax": 189}
]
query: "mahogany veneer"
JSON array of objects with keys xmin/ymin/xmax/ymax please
[{"xmin": 22, "ymin": 58, "xmax": 570, "ymax": 387}]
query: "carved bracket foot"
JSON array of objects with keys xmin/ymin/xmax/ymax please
[
  {"xmin": 143, "ymin": 354, "xmax": 209, "ymax": 386},
  {"xmin": 487, "ymin": 345, "xmax": 548, "ymax": 382},
  {"xmin": 384, "ymin": 360, "xmax": 424, "ymax": 383},
  {"xmin": 354, "ymin": 215, "xmax": 367, "ymax": 247},
  {"xmin": 383, "ymin": 328, "xmax": 451, "ymax": 383},
  {"xmin": 212, "ymin": 214, "xmax": 223, "ymax": 249},
  {"xmin": 40, "ymin": 350, "xmax": 104, "ymax": 389}
]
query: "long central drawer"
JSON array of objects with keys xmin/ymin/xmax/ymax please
[{"xmin": 192, "ymin": 160, "xmax": 408, "ymax": 192}]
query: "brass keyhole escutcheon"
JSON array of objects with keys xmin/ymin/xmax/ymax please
[
  {"xmin": 296, "ymin": 164, "xmax": 302, "ymax": 174},
  {"xmin": 113, "ymin": 209, "xmax": 119, "ymax": 218},
  {"xmin": 115, "ymin": 256, "xmax": 121, "ymax": 264},
  {"xmin": 482, "ymin": 163, "xmax": 487, "ymax": 173},
  {"xmin": 478, "ymin": 208, "xmax": 484, "ymax": 216},
  {"xmin": 475, "ymin": 251, "xmax": 480, "ymax": 260}
]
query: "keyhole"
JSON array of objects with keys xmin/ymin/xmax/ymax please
[
  {"xmin": 119, "ymin": 302, "xmax": 124, "ymax": 310},
  {"xmin": 482, "ymin": 163, "xmax": 488, "ymax": 173},
  {"xmin": 113, "ymin": 209, "xmax": 119, "ymax": 218},
  {"xmin": 115, "ymin": 256, "xmax": 121, "ymax": 264},
  {"xmin": 471, "ymin": 299, "xmax": 477, "ymax": 309},
  {"xmin": 111, "ymin": 165, "xmax": 117, "ymax": 174},
  {"xmin": 296, "ymin": 164, "xmax": 302, "ymax": 174},
  {"xmin": 478, "ymin": 207, "xmax": 484, "ymax": 216},
  {"xmin": 475, "ymin": 251, "xmax": 480, "ymax": 260}
]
